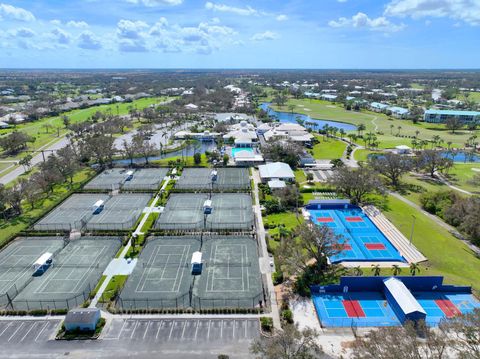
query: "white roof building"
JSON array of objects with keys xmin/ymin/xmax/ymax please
[
  {"xmin": 259, "ymin": 162, "xmax": 295, "ymax": 182},
  {"xmin": 223, "ymin": 122, "xmax": 258, "ymax": 142},
  {"xmin": 263, "ymin": 123, "xmax": 313, "ymax": 143},
  {"xmin": 233, "ymin": 149, "xmax": 264, "ymax": 165},
  {"xmin": 267, "ymin": 179, "xmax": 286, "ymax": 189},
  {"xmin": 383, "ymin": 277, "xmax": 426, "ymax": 316}
]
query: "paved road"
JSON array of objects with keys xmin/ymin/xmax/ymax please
[
  {"xmin": 0, "ymin": 318, "xmax": 259, "ymax": 358},
  {"xmin": 0, "ymin": 137, "xmax": 69, "ymax": 185}
]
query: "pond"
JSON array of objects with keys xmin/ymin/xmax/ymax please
[
  {"xmin": 113, "ymin": 141, "xmax": 217, "ymax": 165},
  {"xmin": 441, "ymin": 151, "xmax": 480, "ymax": 163},
  {"xmin": 259, "ymin": 103, "xmax": 357, "ymax": 132}
]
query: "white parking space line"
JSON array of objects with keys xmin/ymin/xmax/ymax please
[
  {"xmin": 20, "ymin": 322, "xmax": 38, "ymax": 342},
  {"xmin": 207, "ymin": 320, "xmax": 211, "ymax": 340},
  {"xmin": 143, "ymin": 321, "xmax": 152, "ymax": 340},
  {"xmin": 155, "ymin": 321, "xmax": 163, "ymax": 340},
  {"xmin": 0, "ymin": 322, "xmax": 12, "ymax": 337},
  {"xmin": 181, "ymin": 321, "xmax": 186, "ymax": 339},
  {"xmin": 8, "ymin": 322, "xmax": 24, "ymax": 342},
  {"xmin": 194, "ymin": 320, "xmax": 199, "ymax": 340},
  {"xmin": 130, "ymin": 321, "xmax": 140, "ymax": 339},
  {"xmin": 168, "ymin": 322, "xmax": 174, "ymax": 340},
  {"xmin": 232, "ymin": 320, "xmax": 235, "ymax": 338},
  {"xmin": 117, "ymin": 320, "xmax": 128, "ymax": 339},
  {"xmin": 34, "ymin": 322, "xmax": 49, "ymax": 342}
]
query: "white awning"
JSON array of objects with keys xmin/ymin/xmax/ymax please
[{"xmin": 384, "ymin": 277, "xmax": 426, "ymax": 315}]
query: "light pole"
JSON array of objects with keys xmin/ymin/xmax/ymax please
[{"xmin": 409, "ymin": 215, "xmax": 416, "ymax": 245}]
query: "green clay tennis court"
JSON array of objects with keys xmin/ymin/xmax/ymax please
[
  {"xmin": 84, "ymin": 167, "xmax": 169, "ymax": 191},
  {"xmin": 118, "ymin": 235, "xmax": 264, "ymax": 310},
  {"xmin": 0, "ymin": 237, "xmax": 121, "ymax": 310},
  {"xmin": 155, "ymin": 193, "xmax": 254, "ymax": 231},
  {"xmin": 192, "ymin": 236, "xmax": 263, "ymax": 309},
  {"xmin": 34, "ymin": 193, "xmax": 151, "ymax": 231},
  {"xmin": 0, "ymin": 237, "xmax": 65, "ymax": 307},
  {"xmin": 119, "ymin": 236, "xmax": 201, "ymax": 309},
  {"xmin": 175, "ymin": 168, "xmax": 250, "ymax": 191}
]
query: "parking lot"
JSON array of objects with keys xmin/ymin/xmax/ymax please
[
  {"xmin": 103, "ymin": 318, "xmax": 259, "ymax": 343},
  {"xmin": 0, "ymin": 320, "xmax": 60, "ymax": 346}
]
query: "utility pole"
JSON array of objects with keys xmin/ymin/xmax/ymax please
[{"xmin": 409, "ymin": 215, "xmax": 416, "ymax": 245}]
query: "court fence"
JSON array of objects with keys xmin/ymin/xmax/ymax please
[
  {"xmin": 173, "ymin": 183, "xmax": 251, "ymax": 192},
  {"xmin": 85, "ymin": 217, "xmax": 139, "ymax": 231},
  {"xmin": 155, "ymin": 219, "xmax": 255, "ymax": 233},
  {"xmin": 2, "ymin": 283, "xmax": 93, "ymax": 311},
  {"xmin": 116, "ymin": 290, "xmax": 268, "ymax": 311}
]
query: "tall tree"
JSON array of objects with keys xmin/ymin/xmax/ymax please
[
  {"xmin": 329, "ymin": 167, "xmax": 384, "ymax": 204},
  {"xmin": 370, "ymin": 153, "xmax": 412, "ymax": 189},
  {"xmin": 250, "ymin": 324, "xmax": 323, "ymax": 359}
]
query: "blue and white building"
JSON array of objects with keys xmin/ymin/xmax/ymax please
[
  {"xmin": 388, "ymin": 106, "xmax": 410, "ymax": 119},
  {"xmin": 423, "ymin": 109, "xmax": 480, "ymax": 124}
]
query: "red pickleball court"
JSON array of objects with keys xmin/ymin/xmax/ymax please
[{"xmin": 365, "ymin": 243, "xmax": 386, "ymax": 250}]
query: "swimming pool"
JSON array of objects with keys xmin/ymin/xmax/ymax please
[
  {"xmin": 306, "ymin": 204, "xmax": 405, "ymax": 263},
  {"xmin": 231, "ymin": 147, "xmax": 254, "ymax": 157}
]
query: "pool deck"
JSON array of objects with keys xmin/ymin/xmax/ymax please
[{"xmin": 362, "ymin": 205, "xmax": 427, "ymax": 264}]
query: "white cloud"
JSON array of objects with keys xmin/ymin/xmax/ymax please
[
  {"xmin": 10, "ymin": 27, "xmax": 35, "ymax": 38},
  {"xmin": 384, "ymin": 0, "xmax": 480, "ymax": 26},
  {"xmin": 51, "ymin": 28, "xmax": 71, "ymax": 44},
  {"xmin": 117, "ymin": 19, "xmax": 149, "ymax": 39},
  {"xmin": 126, "ymin": 0, "xmax": 183, "ymax": 6},
  {"xmin": 205, "ymin": 2, "xmax": 258, "ymax": 16},
  {"xmin": 50, "ymin": 19, "xmax": 61, "ymax": 26},
  {"xmin": 276, "ymin": 14, "xmax": 288, "ymax": 21},
  {"xmin": 67, "ymin": 20, "xmax": 89, "ymax": 29},
  {"xmin": 0, "ymin": 3, "xmax": 35, "ymax": 22},
  {"xmin": 118, "ymin": 38, "xmax": 148, "ymax": 52},
  {"xmin": 329, "ymin": 12, "xmax": 406, "ymax": 32},
  {"xmin": 78, "ymin": 31, "xmax": 102, "ymax": 50},
  {"xmin": 251, "ymin": 30, "xmax": 279, "ymax": 41}
]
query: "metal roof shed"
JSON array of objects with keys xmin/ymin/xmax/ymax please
[{"xmin": 383, "ymin": 277, "xmax": 426, "ymax": 324}]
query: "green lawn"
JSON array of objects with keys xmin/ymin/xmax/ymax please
[
  {"xmin": 309, "ymin": 137, "xmax": 346, "ymax": 160},
  {"xmin": 150, "ymin": 153, "xmax": 209, "ymax": 167},
  {"xmin": 270, "ymin": 98, "xmax": 480, "ymax": 149},
  {"xmin": 99, "ymin": 275, "xmax": 128, "ymax": 303},
  {"xmin": 401, "ymin": 173, "xmax": 450, "ymax": 206},
  {"xmin": 353, "ymin": 149, "xmax": 382, "ymax": 162},
  {"xmin": 445, "ymin": 163, "xmax": 480, "ymax": 194},
  {"xmin": 456, "ymin": 91, "xmax": 480, "ymax": 104},
  {"xmin": 383, "ymin": 195, "xmax": 480, "ymax": 294},
  {"xmin": 0, "ymin": 168, "xmax": 95, "ymax": 247},
  {"xmin": 264, "ymin": 211, "xmax": 303, "ymax": 253},
  {"xmin": 294, "ymin": 169, "xmax": 307, "ymax": 184}
]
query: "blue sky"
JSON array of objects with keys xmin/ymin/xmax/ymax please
[{"xmin": 0, "ymin": 0, "xmax": 479, "ymax": 68}]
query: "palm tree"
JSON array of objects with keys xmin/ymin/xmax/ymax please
[
  {"xmin": 288, "ymin": 104, "xmax": 295, "ymax": 114},
  {"xmin": 411, "ymin": 139, "xmax": 418, "ymax": 150},
  {"xmin": 371, "ymin": 264, "xmax": 381, "ymax": 276},
  {"xmin": 397, "ymin": 126, "xmax": 402, "ymax": 136},
  {"xmin": 391, "ymin": 264, "xmax": 402, "ymax": 276},
  {"xmin": 409, "ymin": 262, "xmax": 420, "ymax": 276},
  {"xmin": 357, "ymin": 124, "xmax": 366, "ymax": 137},
  {"xmin": 353, "ymin": 266, "xmax": 363, "ymax": 276},
  {"xmin": 447, "ymin": 141, "xmax": 452, "ymax": 151},
  {"xmin": 339, "ymin": 129, "xmax": 346, "ymax": 139},
  {"xmin": 415, "ymin": 130, "xmax": 420, "ymax": 138},
  {"xmin": 278, "ymin": 225, "xmax": 291, "ymax": 242},
  {"xmin": 390, "ymin": 124, "xmax": 394, "ymax": 135}
]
